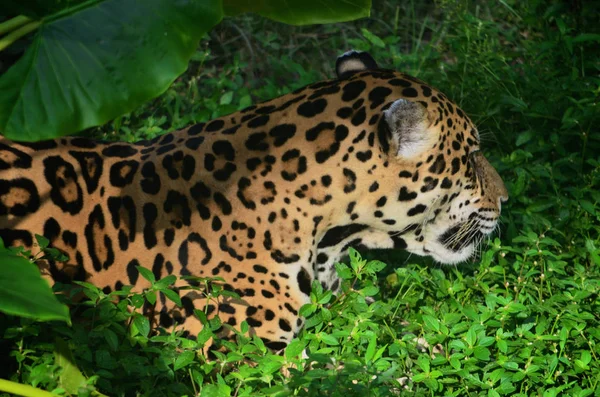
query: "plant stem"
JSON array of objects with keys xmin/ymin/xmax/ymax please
[
  {"xmin": 0, "ymin": 21, "xmax": 42, "ymax": 52},
  {"xmin": 0, "ymin": 15, "xmax": 32, "ymax": 36},
  {"xmin": 0, "ymin": 379, "xmax": 55, "ymax": 397}
]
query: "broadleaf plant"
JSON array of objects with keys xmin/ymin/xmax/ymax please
[
  {"xmin": 0, "ymin": 243, "xmax": 70, "ymax": 323},
  {"xmin": 0, "ymin": 0, "xmax": 223, "ymax": 142},
  {"xmin": 0, "ymin": 0, "xmax": 371, "ymax": 142}
]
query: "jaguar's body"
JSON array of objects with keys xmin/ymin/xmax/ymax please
[{"xmin": 0, "ymin": 52, "xmax": 507, "ymax": 349}]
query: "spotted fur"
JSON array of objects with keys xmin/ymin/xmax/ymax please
[{"xmin": 0, "ymin": 51, "xmax": 507, "ymax": 350}]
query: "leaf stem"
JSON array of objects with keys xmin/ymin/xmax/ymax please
[
  {"xmin": 0, "ymin": 15, "xmax": 32, "ymax": 36},
  {"xmin": 0, "ymin": 379, "xmax": 55, "ymax": 397},
  {"xmin": 0, "ymin": 21, "xmax": 42, "ymax": 52}
]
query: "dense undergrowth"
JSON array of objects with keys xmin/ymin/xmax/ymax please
[{"xmin": 2, "ymin": 0, "xmax": 600, "ymax": 395}]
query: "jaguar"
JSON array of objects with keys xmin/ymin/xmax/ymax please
[{"xmin": 0, "ymin": 51, "xmax": 507, "ymax": 350}]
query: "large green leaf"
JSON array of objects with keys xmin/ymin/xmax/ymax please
[
  {"xmin": 0, "ymin": 252, "xmax": 70, "ymax": 322},
  {"xmin": 0, "ymin": 0, "xmax": 223, "ymax": 141},
  {"xmin": 223, "ymin": 0, "xmax": 371, "ymax": 25}
]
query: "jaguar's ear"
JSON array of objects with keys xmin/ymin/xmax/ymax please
[
  {"xmin": 336, "ymin": 51, "xmax": 378, "ymax": 79},
  {"xmin": 383, "ymin": 99, "xmax": 436, "ymax": 159}
]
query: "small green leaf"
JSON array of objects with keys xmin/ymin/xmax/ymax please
[
  {"xmin": 252, "ymin": 335, "xmax": 266, "ymax": 352},
  {"xmin": 488, "ymin": 390, "xmax": 501, "ymax": 397},
  {"xmin": 497, "ymin": 339, "xmax": 508, "ymax": 353},
  {"xmin": 574, "ymin": 359, "xmax": 589, "ymax": 371},
  {"xmin": 160, "ymin": 288, "xmax": 182, "ymax": 307},
  {"xmin": 145, "ymin": 290, "xmax": 157, "ymax": 305},
  {"xmin": 136, "ymin": 266, "xmax": 155, "ymax": 284},
  {"xmin": 430, "ymin": 370, "xmax": 443, "ymax": 379},
  {"xmin": 103, "ymin": 329, "xmax": 119, "ymax": 351},
  {"xmin": 580, "ymin": 350, "xmax": 591, "ymax": 365},
  {"xmin": 239, "ymin": 95, "xmax": 252, "ymax": 109},
  {"xmin": 388, "ymin": 342, "xmax": 401, "ymax": 356},
  {"xmin": 35, "ymin": 234, "xmax": 50, "ymax": 249},
  {"xmin": 449, "ymin": 357, "xmax": 461, "ymax": 369},
  {"xmin": 197, "ymin": 327, "xmax": 213, "ymax": 346},
  {"xmin": 285, "ymin": 339, "xmax": 307, "ymax": 359},
  {"xmin": 367, "ymin": 260, "xmax": 386, "ymax": 272},
  {"xmin": 580, "ymin": 200, "xmax": 597, "ymax": 216},
  {"xmin": 335, "ymin": 263, "xmax": 353, "ymax": 279},
  {"xmin": 154, "ymin": 274, "xmax": 177, "ymax": 288},
  {"xmin": 321, "ymin": 307, "xmax": 332, "ymax": 322},
  {"xmin": 320, "ymin": 333, "xmax": 339, "ymax": 346},
  {"xmin": 220, "ymin": 91, "xmax": 234, "ymax": 105},
  {"xmin": 240, "ymin": 320, "xmax": 249, "ymax": 334},
  {"xmin": 412, "ymin": 373, "xmax": 428, "ymax": 383},
  {"xmin": 174, "ymin": 350, "xmax": 196, "ymax": 370},
  {"xmin": 209, "ymin": 316, "xmax": 222, "ymax": 331},
  {"xmin": 365, "ymin": 334, "xmax": 377, "ymax": 362},
  {"xmin": 317, "ymin": 290, "xmax": 333, "ymax": 304},
  {"xmin": 424, "ymin": 378, "xmax": 439, "ymax": 390},
  {"xmin": 219, "ymin": 289, "xmax": 241, "ymax": 300},
  {"xmin": 299, "ymin": 303, "xmax": 317, "ymax": 318},
  {"xmin": 502, "ymin": 361, "xmax": 519, "ymax": 371},
  {"xmin": 474, "ymin": 346, "xmax": 491, "ymax": 361},
  {"xmin": 201, "ymin": 384, "xmax": 232, "ymax": 397},
  {"xmin": 466, "ymin": 326, "xmax": 477, "ymax": 346},
  {"xmin": 559, "ymin": 327, "xmax": 569, "ymax": 350},
  {"xmin": 133, "ymin": 314, "xmax": 150, "ymax": 337},
  {"xmin": 195, "ymin": 309, "xmax": 208, "ymax": 325},
  {"xmin": 422, "ymin": 315, "xmax": 440, "ymax": 333},
  {"xmin": 416, "ymin": 356, "xmax": 430, "ymax": 372},
  {"xmin": 361, "ymin": 284, "xmax": 379, "ymax": 297},
  {"xmin": 361, "ymin": 28, "xmax": 386, "ymax": 48},
  {"xmin": 515, "ymin": 130, "xmax": 534, "ymax": 146},
  {"xmin": 130, "ymin": 293, "xmax": 145, "ymax": 309},
  {"xmin": 449, "ymin": 340, "xmax": 466, "ymax": 351}
]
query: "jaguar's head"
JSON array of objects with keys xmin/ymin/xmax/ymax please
[{"xmin": 337, "ymin": 51, "xmax": 508, "ymax": 264}]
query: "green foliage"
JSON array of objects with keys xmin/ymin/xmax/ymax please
[
  {"xmin": 0, "ymin": 236, "xmax": 69, "ymax": 323},
  {"xmin": 2, "ymin": 0, "xmax": 600, "ymax": 395},
  {"xmin": 0, "ymin": 0, "xmax": 371, "ymax": 141}
]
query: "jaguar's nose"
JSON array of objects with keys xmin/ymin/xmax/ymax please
[{"xmin": 472, "ymin": 151, "xmax": 508, "ymax": 211}]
